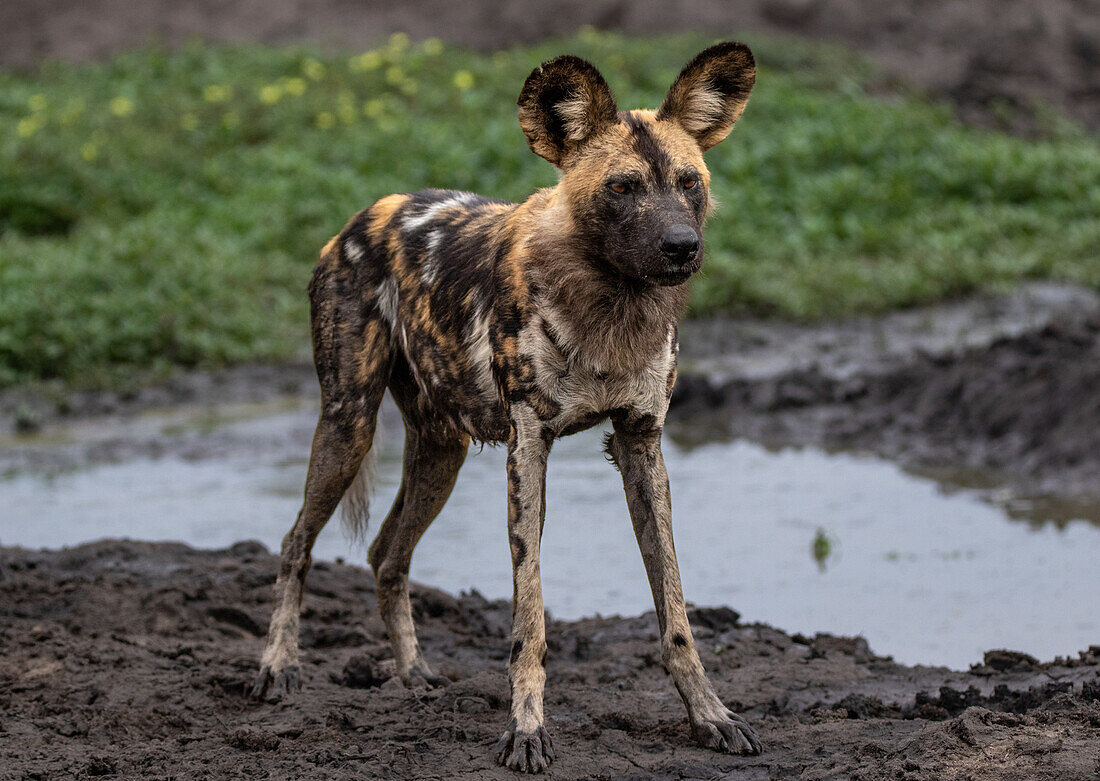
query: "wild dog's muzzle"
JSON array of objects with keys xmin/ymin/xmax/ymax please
[{"xmin": 651, "ymin": 224, "xmax": 700, "ymax": 285}]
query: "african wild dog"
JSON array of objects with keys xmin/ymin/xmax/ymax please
[{"xmin": 252, "ymin": 43, "xmax": 759, "ymax": 771}]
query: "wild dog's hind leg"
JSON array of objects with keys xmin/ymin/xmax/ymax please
[
  {"xmin": 367, "ymin": 424, "xmax": 469, "ymax": 687},
  {"xmin": 494, "ymin": 409, "xmax": 555, "ymax": 773},
  {"xmin": 607, "ymin": 413, "xmax": 762, "ymax": 756},
  {"xmin": 252, "ymin": 264, "xmax": 392, "ymax": 701}
]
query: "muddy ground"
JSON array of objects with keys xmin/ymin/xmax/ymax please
[
  {"xmin": 1, "ymin": 539, "xmax": 1098, "ymax": 780},
  {"xmin": 2, "ymin": 0, "xmax": 1099, "ymax": 133},
  {"xmin": 672, "ymin": 282, "xmax": 1100, "ymax": 509},
  {"xmin": 3, "ymin": 287, "xmax": 1099, "ymax": 778}
]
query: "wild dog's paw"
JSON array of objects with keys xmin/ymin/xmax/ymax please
[
  {"xmin": 399, "ymin": 668, "xmax": 450, "ymax": 689},
  {"xmin": 692, "ymin": 708, "xmax": 762, "ymax": 755},
  {"xmin": 250, "ymin": 664, "xmax": 301, "ymax": 701},
  {"xmin": 494, "ymin": 719, "xmax": 555, "ymax": 773}
]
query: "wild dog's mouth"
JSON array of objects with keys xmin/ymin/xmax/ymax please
[
  {"xmin": 649, "ymin": 271, "xmax": 692, "ymax": 286},
  {"xmin": 647, "ymin": 265, "xmax": 697, "ymax": 286}
]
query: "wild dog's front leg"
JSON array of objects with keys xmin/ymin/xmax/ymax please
[
  {"xmin": 494, "ymin": 415, "xmax": 555, "ymax": 773},
  {"xmin": 608, "ymin": 416, "xmax": 762, "ymax": 756}
]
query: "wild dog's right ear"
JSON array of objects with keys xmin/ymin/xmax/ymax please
[
  {"xmin": 517, "ymin": 55, "xmax": 619, "ymax": 167},
  {"xmin": 658, "ymin": 42, "xmax": 755, "ymax": 151}
]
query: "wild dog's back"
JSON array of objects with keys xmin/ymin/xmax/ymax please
[{"xmin": 315, "ymin": 189, "xmax": 519, "ymax": 442}]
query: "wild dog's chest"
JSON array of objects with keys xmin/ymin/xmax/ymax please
[{"xmin": 516, "ymin": 316, "xmax": 677, "ymax": 434}]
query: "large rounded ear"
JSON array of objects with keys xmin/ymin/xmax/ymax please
[
  {"xmin": 517, "ymin": 55, "xmax": 619, "ymax": 167},
  {"xmin": 657, "ymin": 42, "xmax": 756, "ymax": 151}
]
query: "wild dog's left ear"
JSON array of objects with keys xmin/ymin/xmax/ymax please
[
  {"xmin": 518, "ymin": 55, "xmax": 619, "ymax": 167},
  {"xmin": 658, "ymin": 42, "xmax": 756, "ymax": 151}
]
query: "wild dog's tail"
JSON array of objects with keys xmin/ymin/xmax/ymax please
[{"xmin": 339, "ymin": 444, "xmax": 377, "ymax": 544}]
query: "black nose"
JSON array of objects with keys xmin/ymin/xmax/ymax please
[{"xmin": 659, "ymin": 225, "xmax": 699, "ymax": 263}]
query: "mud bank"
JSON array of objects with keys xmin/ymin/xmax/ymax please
[
  {"xmin": 3, "ymin": 0, "xmax": 1098, "ymax": 133},
  {"xmin": 673, "ymin": 283, "xmax": 1100, "ymax": 509},
  {"xmin": 1, "ymin": 540, "xmax": 1097, "ymax": 780}
]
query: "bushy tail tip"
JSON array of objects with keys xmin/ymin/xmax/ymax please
[{"xmin": 339, "ymin": 446, "xmax": 376, "ymax": 544}]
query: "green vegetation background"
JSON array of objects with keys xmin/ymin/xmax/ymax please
[{"xmin": 2, "ymin": 30, "xmax": 1098, "ymax": 388}]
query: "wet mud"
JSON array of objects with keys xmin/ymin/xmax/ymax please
[
  {"xmin": 673, "ymin": 283, "xmax": 1100, "ymax": 508},
  {"xmin": 2, "ymin": 540, "xmax": 1098, "ymax": 780}
]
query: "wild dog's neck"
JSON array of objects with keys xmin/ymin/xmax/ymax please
[
  {"xmin": 517, "ymin": 189, "xmax": 687, "ymax": 375},
  {"xmin": 542, "ymin": 265, "xmax": 686, "ymax": 375}
]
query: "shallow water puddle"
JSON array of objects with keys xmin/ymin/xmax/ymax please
[{"xmin": 3, "ymin": 398, "xmax": 1097, "ymax": 669}]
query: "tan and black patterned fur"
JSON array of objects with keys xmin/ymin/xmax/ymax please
[{"xmin": 253, "ymin": 43, "xmax": 758, "ymax": 772}]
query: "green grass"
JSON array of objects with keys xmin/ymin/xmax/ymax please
[{"xmin": 2, "ymin": 29, "xmax": 1099, "ymax": 388}]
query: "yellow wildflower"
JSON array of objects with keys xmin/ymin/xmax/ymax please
[
  {"xmin": 315, "ymin": 111, "xmax": 335, "ymax": 129},
  {"xmin": 17, "ymin": 117, "xmax": 40, "ymax": 138},
  {"xmin": 109, "ymin": 96, "xmax": 134, "ymax": 116},
  {"xmin": 363, "ymin": 99, "xmax": 384, "ymax": 118},
  {"xmin": 180, "ymin": 112, "xmax": 199, "ymax": 131},
  {"xmin": 400, "ymin": 80, "xmax": 418, "ymax": 96},
  {"xmin": 336, "ymin": 92, "xmax": 356, "ymax": 124},
  {"xmin": 259, "ymin": 84, "xmax": 282, "ymax": 104},
  {"xmin": 284, "ymin": 77, "xmax": 306, "ymax": 96},
  {"xmin": 81, "ymin": 142, "xmax": 98, "ymax": 162},
  {"xmin": 388, "ymin": 32, "xmax": 410, "ymax": 53},
  {"xmin": 453, "ymin": 70, "xmax": 474, "ymax": 91},
  {"xmin": 28, "ymin": 94, "xmax": 47, "ymax": 112},
  {"xmin": 349, "ymin": 51, "xmax": 383, "ymax": 72},
  {"xmin": 385, "ymin": 66, "xmax": 404, "ymax": 85},
  {"xmin": 203, "ymin": 84, "xmax": 232, "ymax": 103},
  {"xmin": 302, "ymin": 58, "xmax": 326, "ymax": 81},
  {"xmin": 422, "ymin": 38, "xmax": 443, "ymax": 56}
]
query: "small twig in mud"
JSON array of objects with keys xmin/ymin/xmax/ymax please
[
  {"xmin": 603, "ymin": 743, "xmax": 648, "ymax": 771},
  {"xmin": 416, "ymin": 725, "xmax": 454, "ymax": 742},
  {"xmin": 374, "ymin": 742, "xmax": 434, "ymax": 781}
]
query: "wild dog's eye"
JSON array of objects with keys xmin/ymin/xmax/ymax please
[
  {"xmin": 682, "ymin": 177, "xmax": 699, "ymax": 190},
  {"xmin": 608, "ymin": 181, "xmax": 629, "ymax": 194}
]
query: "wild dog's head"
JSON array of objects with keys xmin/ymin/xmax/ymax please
[{"xmin": 518, "ymin": 44, "xmax": 755, "ymax": 286}]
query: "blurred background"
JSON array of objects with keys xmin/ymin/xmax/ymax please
[{"xmin": 1, "ymin": 0, "xmax": 1097, "ymax": 669}]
